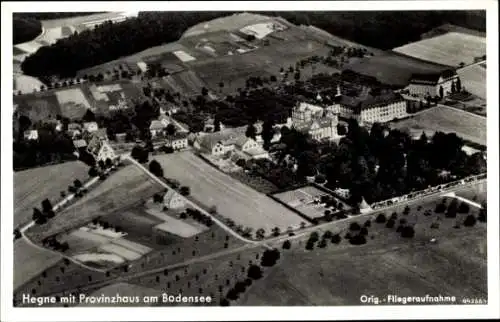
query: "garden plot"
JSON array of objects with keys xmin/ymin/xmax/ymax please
[
  {"xmin": 273, "ymin": 186, "xmax": 350, "ymax": 220},
  {"xmin": 240, "ymin": 21, "xmax": 287, "ymax": 39},
  {"xmin": 173, "ymin": 50, "xmax": 197, "ymax": 62},
  {"xmin": 54, "ymin": 87, "xmax": 92, "ymax": 119},
  {"xmin": 393, "ymin": 32, "xmax": 486, "ymax": 67},
  {"xmin": 389, "ymin": 106, "xmax": 486, "ymax": 145},
  {"xmin": 14, "ymin": 74, "xmax": 46, "ymax": 94},
  {"xmin": 146, "ymin": 208, "xmax": 207, "ymax": 238}
]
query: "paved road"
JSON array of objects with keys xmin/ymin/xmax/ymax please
[{"xmin": 28, "ymin": 178, "xmax": 486, "ymax": 299}]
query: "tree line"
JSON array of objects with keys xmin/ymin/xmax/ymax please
[{"xmin": 21, "ymin": 12, "xmax": 236, "ymax": 78}]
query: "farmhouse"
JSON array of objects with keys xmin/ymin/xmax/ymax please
[
  {"xmin": 67, "ymin": 123, "xmax": 83, "ymax": 138},
  {"xmin": 107, "ymin": 92, "xmax": 129, "ymax": 111},
  {"xmin": 195, "ymin": 129, "xmax": 269, "ymax": 159},
  {"xmin": 234, "ymin": 136, "xmax": 269, "ymax": 159},
  {"xmin": 150, "ymin": 120, "xmax": 166, "ymax": 138},
  {"xmin": 332, "ymin": 91, "xmax": 408, "ymax": 125},
  {"xmin": 83, "ymin": 121, "xmax": 99, "ymax": 133},
  {"xmin": 23, "ymin": 129, "xmax": 39, "ymax": 141},
  {"xmin": 289, "ymin": 102, "xmax": 339, "ymax": 141},
  {"xmin": 408, "ymin": 69, "xmax": 459, "ymax": 97},
  {"xmin": 165, "ymin": 133, "xmax": 189, "ymax": 151},
  {"xmin": 163, "ymin": 190, "xmax": 185, "ymax": 209},
  {"xmin": 86, "ymin": 129, "xmax": 117, "ymax": 162}
]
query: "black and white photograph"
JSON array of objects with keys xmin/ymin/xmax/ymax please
[{"xmin": 1, "ymin": 1, "xmax": 499, "ymax": 321}]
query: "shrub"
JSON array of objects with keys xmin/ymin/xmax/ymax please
[
  {"xmin": 364, "ymin": 220, "xmax": 371, "ymax": 227},
  {"xmin": 360, "ymin": 227, "xmax": 368, "ymax": 236},
  {"xmin": 385, "ymin": 219, "xmax": 395, "ymax": 228},
  {"xmin": 430, "ymin": 222, "xmax": 440, "ymax": 229},
  {"xmin": 401, "ymin": 226, "xmax": 415, "ymax": 238},
  {"xmin": 305, "ymin": 239, "xmax": 315, "ymax": 250},
  {"xmin": 282, "ymin": 240, "xmax": 291, "ymax": 249},
  {"xmin": 463, "ymin": 215, "xmax": 477, "ymax": 227},
  {"xmin": 349, "ymin": 234, "xmax": 367, "ymax": 245},
  {"xmin": 403, "ymin": 206, "xmax": 411, "ymax": 215},
  {"xmin": 309, "ymin": 231, "xmax": 319, "ymax": 243},
  {"xmin": 375, "ymin": 213, "xmax": 386, "ymax": 223},
  {"xmin": 331, "ymin": 234, "xmax": 341, "ymax": 244},
  {"xmin": 247, "ymin": 265, "xmax": 262, "ymax": 280},
  {"xmin": 458, "ymin": 202, "xmax": 470, "ymax": 214},
  {"xmin": 349, "ymin": 222, "xmax": 361, "ymax": 231},
  {"xmin": 435, "ymin": 203, "xmax": 446, "ymax": 213},
  {"xmin": 390, "ymin": 212, "xmax": 398, "ymax": 220},
  {"xmin": 318, "ymin": 238, "xmax": 328, "ymax": 248}
]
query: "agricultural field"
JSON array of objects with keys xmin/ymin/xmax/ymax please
[
  {"xmin": 237, "ymin": 189, "xmax": 486, "ymax": 305},
  {"xmin": 14, "ymin": 161, "xmax": 89, "ymax": 228},
  {"xmin": 13, "ymin": 74, "xmax": 45, "ymax": 95},
  {"xmin": 154, "ymin": 151, "xmax": 308, "ymax": 233},
  {"xmin": 393, "ymin": 32, "xmax": 486, "ymax": 67},
  {"xmin": 129, "ymin": 245, "xmax": 265, "ymax": 306},
  {"xmin": 182, "ymin": 12, "xmax": 277, "ymax": 38},
  {"xmin": 344, "ymin": 52, "xmax": 449, "ymax": 87},
  {"xmin": 389, "ymin": 106, "xmax": 486, "ymax": 145},
  {"xmin": 25, "ymin": 164, "xmax": 164, "ymax": 242},
  {"xmin": 457, "ymin": 64, "xmax": 487, "ymax": 100},
  {"xmin": 14, "ymin": 239, "xmax": 62, "ymax": 291},
  {"xmin": 273, "ymin": 186, "xmax": 350, "ymax": 220}
]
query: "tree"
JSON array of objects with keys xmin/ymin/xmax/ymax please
[
  {"xmin": 226, "ymin": 288, "xmax": 239, "ymax": 301},
  {"xmin": 403, "ymin": 206, "xmax": 411, "ymax": 215},
  {"xmin": 282, "ymin": 240, "xmax": 291, "ymax": 249},
  {"xmin": 14, "ymin": 228, "xmax": 22, "ymax": 240},
  {"xmin": 375, "ymin": 213, "xmax": 386, "ymax": 223},
  {"xmin": 245, "ymin": 123, "xmax": 257, "ymax": 139},
  {"xmin": 105, "ymin": 158, "xmax": 113, "ymax": 168},
  {"xmin": 435, "ymin": 203, "xmax": 446, "ymax": 213},
  {"xmin": 456, "ymin": 77, "xmax": 462, "ymax": 92},
  {"xmin": 201, "ymin": 87, "xmax": 209, "ymax": 96},
  {"xmin": 88, "ymin": 167, "xmax": 99, "ymax": 177},
  {"xmin": 41, "ymin": 199, "xmax": 53, "ymax": 212},
  {"xmin": 261, "ymin": 248, "xmax": 280, "ymax": 267},
  {"xmin": 364, "ymin": 219, "xmax": 371, "ymax": 227},
  {"xmin": 220, "ymin": 298, "xmax": 230, "ymax": 306},
  {"xmin": 349, "ymin": 234, "xmax": 367, "ymax": 245},
  {"xmin": 60, "ymin": 191, "xmax": 66, "ymax": 198},
  {"xmin": 331, "ymin": 233, "xmax": 341, "ymax": 244},
  {"xmin": 315, "ymin": 174, "xmax": 326, "ymax": 184},
  {"xmin": 439, "ymin": 85, "xmax": 444, "ymax": 99},
  {"xmin": 166, "ymin": 123, "xmax": 176, "ymax": 136},
  {"xmin": 318, "ymin": 238, "xmax": 328, "ymax": 248},
  {"xmin": 305, "ymin": 239, "xmax": 315, "ymax": 250},
  {"xmin": 32, "ymin": 207, "xmax": 43, "ymax": 221},
  {"xmin": 478, "ymin": 202, "xmax": 487, "ymax": 222},
  {"xmin": 247, "ymin": 265, "xmax": 263, "ymax": 280},
  {"xmin": 73, "ymin": 179, "xmax": 82, "ymax": 189},
  {"xmin": 255, "ymin": 228, "xmax": 266, "ymax": 240},
  {"xmin": 451, "ymin": 81, "xmax": 456, "ymax": 93},
  {"xmin": 445, "ymin": 200, "xmax": 458, "ymax": 218},
  {"xmin": 463, "ymin": 214, "xmax": 477, "ymax": 227},
  {"xmin": 349, "ymin": 222, "xmax": 361, "ymax": 231},
  {"xmin": 309, "ymin": 231, "xmax": 319, "ymax": 243},
  {"xmin": 180, "ymin": 186, "xmax": 190, "ymax": 196},
  {"xmin": 153, "ymin": 193, "xmax": 164, "ymax": 203},
  {"xmin": 98, "ymin": 160, "xmax": 105, "ymax": 169},
  {"xmin": 385, "ymin": 219, "xmax": 395, "ymax": 228},
  {"xmin": 360, "ymin": 227, "xmax": 368, "ymax": 236},
  {"xmin": 271, "ymin": 226, "xmax": 281, "ymax": 237},
  {"xmin": 149, "ymin": 160, "xmax": 164, "ymax": 177},
  {"xmin": 45, "ymin": 210, "xmax": 55, "ymax": 219},
  {"xmin": 458, "ymin": 202, "xmax": 470, "ymax": 214},
  {"xmin": 400, "ymin": 226, "xmax": 415, "ymax": 238},
  {"xmin": 82, "ymin": 109, "xmax": 96, "ymax": 122}
]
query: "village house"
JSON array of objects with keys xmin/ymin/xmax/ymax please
[
  {"xmin": 86, "ymin": 129, "xmax": 117, "ymax": 162},
  {"xmin": 23, "ymin": 129, "xmax": 38, "ymax": 141},
  {"xmin": 67, "ymin": 123, "xmax": 83, "ymax": 139},
  {"xmin": 332, "ymin": 90, "xmax": 408, "ymax": 125},
  {"xmin": 83, "ymin": 121, "xmax": 99, "ymax": 133},
  {"xmin": 407, "ymin": 69, "xmax": 459, "ymax": 97},
  {"xmin": 163, "ymin": 189, "xmax": 185, "ymax": 209},
  {"xmin": 149, "ymin": 120, "xmax": 166, "ymax": 138},
  {"xmin": 195, "ymin": 129, "xmax": 269, "ymax": 160},
  {"xmin": 288, "ymin": 102, "xmax": 339, "ymax": 141},
  {"xmin": 165, "ymin": 133, "xmax": 189, "ymax": 151}
]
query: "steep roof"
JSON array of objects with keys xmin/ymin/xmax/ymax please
[
  {"xmin": 336, "ymin": 92, "xmax": 405, "ymax": 113},
  {"xmin": 150, "ymin": 120, "xmax": 166, "ymax": 130},
  {"xmin": 163, "ymin": 189, "xmax": 183, "ymax": 207},
  {"xmin": 73, "ymin": 139, "xmax": 87, "ymax": 148},
  {"xmin": 410, "ymin": 69, "xmax": 457, "ymax": 85},
  {"xmin": 234, "ymin": 136, "xmax": 253, "ymax": 149}
]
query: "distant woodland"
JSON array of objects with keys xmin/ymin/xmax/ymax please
[
  {"xmin": 20, "ymin": 10, "xmax": 485, "ymax": 78},
  {"xmin": 13, "ymin": 13, "xmax": 102, "ymax": 45}
]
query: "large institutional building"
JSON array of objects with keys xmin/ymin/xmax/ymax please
[
  {"xmin": 331, "ymin": 87, "xmax": 408, "ymax": 125},
  {"xmin": 288, "ymin": 102, "xmax": 339, "ymax": 141},
  {"xmin": 407, "ymin": 69, "xmax": 459, "ymax": 97}
]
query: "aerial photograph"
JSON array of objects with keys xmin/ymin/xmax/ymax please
[{"xmin": 7, "ymin": 8, "xmax": 491, "ymax": 311}]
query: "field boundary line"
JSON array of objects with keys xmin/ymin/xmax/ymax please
[{"xmin": 438, "ymin": 103, "xmax": 487, "ymax": 120}]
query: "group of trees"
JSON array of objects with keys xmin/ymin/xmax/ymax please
[
  {"xmin": 305, "ymin": 230, "xmax": 342, "ymax": 250},
  {"xmin": 32, "ymin": 199, "xmax": 55, "ymax": 225},
  {"xmin": 183, "ymin": 208, "xmax": 214, "ymax": 227},
  {"xmin": 13, "ymin": 116, "xmax": 77, "ymax": 171},
  {"xmin": 282, "ymin": 119, "xmax": 486, "ymax": 205},
  {"xmin": 42, "ymin": 236, "xmax": 69, "ymax": 252}
]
